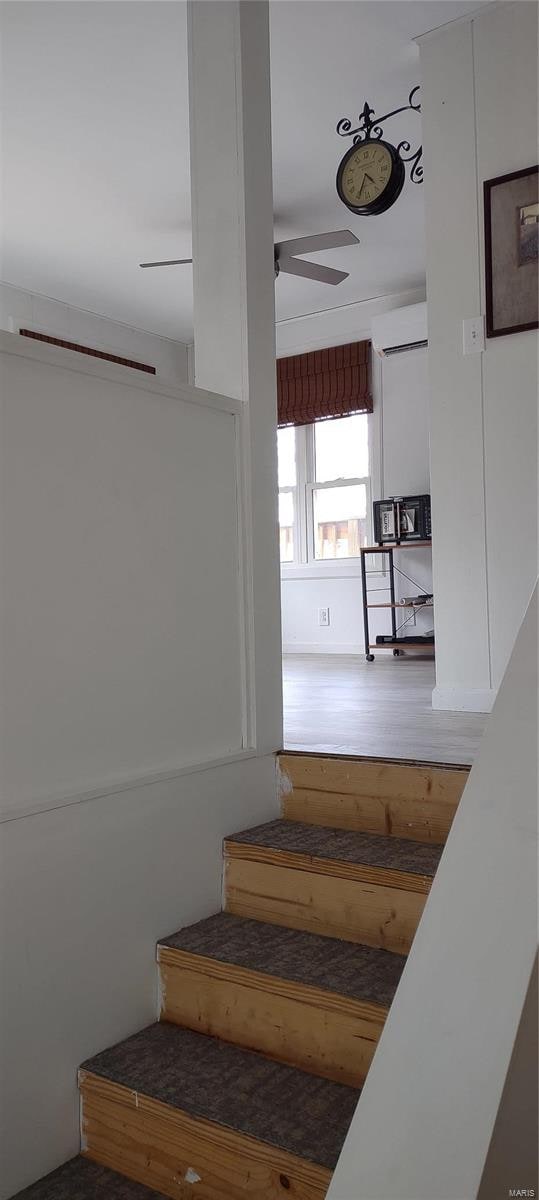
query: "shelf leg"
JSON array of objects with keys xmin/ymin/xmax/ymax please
[
  {"xmin": 389, "ymin": 549, "xmax": 397, "ymax": 642},
  {"xmin": 360, "ymin": 550, "xmax": 372, "ymax": 660}
]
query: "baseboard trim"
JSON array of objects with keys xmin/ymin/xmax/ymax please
[{"xmin": 432, "ymin": 685, "xmax": 496, "ymax": 713}]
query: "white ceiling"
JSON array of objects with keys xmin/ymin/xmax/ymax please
[{"xmin": 0, "ymin": 1, "xmax": 488, "ymax": 342}]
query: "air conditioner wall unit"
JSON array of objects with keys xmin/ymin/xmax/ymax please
[{"xmin": 371, "ymin": 301, "xmax": 428, "ymax": 357}]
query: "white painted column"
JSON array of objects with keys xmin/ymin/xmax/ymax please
[
  {"xmin": 187, "ymin": 0, "xmax": 282, "ymax": 753},
  {"xmin": 420, "ymin": 19, "xmax": 492, "ymax": 714}
]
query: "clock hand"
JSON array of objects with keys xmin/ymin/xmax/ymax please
[
  {"xmin": 354, "ymin": 169, "xmax": 366, "ymax": 196},
  {"xmin": 358, "ymin": 172, "xmax": 375, "ymax": 199}
]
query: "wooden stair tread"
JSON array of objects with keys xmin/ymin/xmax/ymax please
[
  {"xmin": 158, "ymin": 911, "xmax": 406, "ymax": 1008},
  {"xmin": 226, "ymin": 819, "xmax": 443, "ymax": 877},
  {"xmin": 11, "ymin": 1156, "xmax": 168, "ymax": 1199},
  {"xmin": 80, "ymin": 1022, "xmax": 359, "ymax": 1171}
]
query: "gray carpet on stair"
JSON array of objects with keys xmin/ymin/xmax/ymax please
[
  {"xmin": 81, "ymin": 1022, "xmax": 360, "ymax": 1170},
  {"xmin": 227, "ymin": 818, "xmax": 443, "ymax": 875},
  {"xmin": 159, "ymin": 911, "xmax": 406, "ymax": 1005},
  {"xmin": 10, "ymin": 1157, "xmax": 167, "ymax": 1199}
]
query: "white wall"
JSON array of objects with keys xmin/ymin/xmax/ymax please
[
  {"xmin": 0, "ymin": 331, "xmax": 280, "ymax": 1198},
  {"xmin": 274, "ymin": 286, "xmax": 426, "ymax": 359},
  {"xmin": 0, "ymin": 282, "xmax": 189, "ymax": 387},
  {"xmin": 0, "ymin": 5, "xmax": 283, "ymax": 1193},
  {"xmin": 420, "ymin": 2, "xmax": 538, "ymax": 713},
  {"xmin": 281, "ymin": 341, "xmax": 433, "ymax": 654},
  {"xmin": 328, "ymin": 583, "xmax": 538, "ymax": 1200},
  {"xmin": 382, "ymin": 348, "xmax": 430, "ymax": 498},
  {"xmin": 0, "ymin": 334, "xmax": 244, "ymax": 810},
  {"xmin": 0, "ymin": 754, "xmax": 277, "ymax": 1200}
]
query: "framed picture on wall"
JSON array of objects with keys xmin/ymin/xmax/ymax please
[{"xmin": 484, "ymin": 165, "xmax": 539, "ymax": 338}]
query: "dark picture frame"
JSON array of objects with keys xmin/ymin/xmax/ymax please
[{"xmin": 484, "ymin": 165, "xmax": 538, "ymax": 338}]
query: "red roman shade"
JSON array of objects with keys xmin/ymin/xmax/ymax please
[{"xmin": 277, "ymin": 339, "xmax": 372, "ymax": 428}]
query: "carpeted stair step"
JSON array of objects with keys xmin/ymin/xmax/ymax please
[
  {"xmin": 79, "ymin": 1022, "xmax": 359, "ymax": 1199},
  {"xmin": 279, "ymin": 752, "xmax": 469, "ymax": 843},
  {"xmin": 10, "ymin": 1156, "xmax": 168, "ymax": 1199},
  {"xmin": 224, "ymin": 818, "xmax": 443, "ymax": 953},
  {"xmin": 158, "ymin": 911, "xmax": 406, "ymax": 1085}
]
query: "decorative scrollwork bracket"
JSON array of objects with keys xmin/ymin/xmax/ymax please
[{"xmin": 336, "ymin": 86, "xmax": 423, "ymax": 184}]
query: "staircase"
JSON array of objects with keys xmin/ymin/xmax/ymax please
[{"xmin": 14, "ymin": 753, "xmax": 469, "ymax": 1200}]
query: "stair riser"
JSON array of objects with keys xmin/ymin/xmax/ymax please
[
  {"xmin": 225, "ymin": 857, "xmax": 427, "ymax": 955},
  {"xmin": 279, "ymin": 755, "xmax": 467, "ymax": 844},
  {"xmin": 80, "ymin": 1073, "xmax": 331, "ymax": 1200},
  {"xmin": 158, "ymin": 953, "xmax": 385, "ymax": 1087},
  {"xmin": 283, "ymin": 787, "xmax": 457, "ymax": 844}
]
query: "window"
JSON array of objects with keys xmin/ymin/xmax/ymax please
[
  {"xmin": 278, "ymin": 491, "xmax": 295, "ymax": 563},
  {"xmin": 277, "ymin": 425, "xmax": 296, "ymax": 563},
  {"xmin": 278, "ymin": 414, "xmax": 372, "ymax": 568}
]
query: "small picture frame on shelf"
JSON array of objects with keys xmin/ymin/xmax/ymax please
[{"xmin": 484, "ymin": 165, "xmax": 538, "ymax": 338}]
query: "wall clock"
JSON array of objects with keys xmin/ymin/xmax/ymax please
[
  {"xmin": 336, "ymin": 138, "xmax": 405, "ymax": 216},
  {"xmin": 336, "ymin": 89, "xmax": 422, "ymax": 217}
]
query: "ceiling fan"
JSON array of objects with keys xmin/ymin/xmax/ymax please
[{"xmin": 140, "ymin": 228, "xmax": 359, "ymax": 285}]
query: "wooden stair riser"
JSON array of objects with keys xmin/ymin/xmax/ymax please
[
  {"xmin": 80, "ymin": 1072, "xmax": 331, "ymax": 1200},
  {"xmin": 279, "ymin": 754, "xmax": 468, "ymax": 844},
  {"xmin": 224, "ymin": 855, "xmax": 428, "ymax": 955},
  {"xmin": 158, "ymin": 947, "xmax": 386, "ymax": 1087}
]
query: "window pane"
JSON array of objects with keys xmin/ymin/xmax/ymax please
[
  {"xmin": 314, "ymin": 414, "xmax": 369, "ymax": 482},
  {"xmin": 279, "ymin": 490, "xmax": 294, "ymax": 562},
  {"xmin": 277, "ymin": 426, "xmax": 296, "ymax": 488},
  {"xmin": 313, "ymin": 484, "xmax": 367, "ymax": 559}
]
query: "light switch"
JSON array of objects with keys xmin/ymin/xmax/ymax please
[{"xmin": 462, "ymin": 316, "xmax": 485, "ymax": 355}]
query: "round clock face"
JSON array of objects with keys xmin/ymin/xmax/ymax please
[{"xmin": 336, "ymin": 138, "xmax": 405, "ymax": 216}]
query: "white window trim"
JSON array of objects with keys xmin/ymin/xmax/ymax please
[
  {"xmin": 278, "ymin": 484, "xmax": 297, "ymax": 566},
  {"xmin": 279, "ymin": 404, "xmax": 385, "ymax": 580}
]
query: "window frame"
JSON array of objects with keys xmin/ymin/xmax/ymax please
[
  {"xmin": 279, "ymin": 408, "xmax": 382, "ymax": 580},
  {"xmin": 278, "ymin": 485, "xmax": 297, "ymax": 565}
]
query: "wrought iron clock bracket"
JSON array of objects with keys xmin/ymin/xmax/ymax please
[{"xmin": 336, "ymin": 86, "xmax": 423, "ymax": 184}]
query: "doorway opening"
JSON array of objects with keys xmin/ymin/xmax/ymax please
[{"xmin": 278, "ymin": 344, "xmax": 487, "ymax": 765}]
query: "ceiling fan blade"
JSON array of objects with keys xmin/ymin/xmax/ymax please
[
  {"xmin": 278, "ymin": 256, "xmax": 349, "ymax": 285},
  {"xmin": 274, "ymin": 229, "xmax": 359, "ymax": 258},
  {"xmin": 139, "ymin": 258, "xmax": 193, "ymax": 268}
]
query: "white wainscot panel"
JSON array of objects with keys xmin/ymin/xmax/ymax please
[{"xmin": 0, "ymin": 336, "xmax": 245, "ymax": 811}]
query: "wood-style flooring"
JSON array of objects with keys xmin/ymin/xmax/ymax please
[{"xmin": 283, "ymin": 654, "xmax": 487, "ymax": 764}]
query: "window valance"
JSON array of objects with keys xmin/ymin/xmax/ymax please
[{"xmin": 277, "ymin": 339, "xmax": 372, "ymax": 428}]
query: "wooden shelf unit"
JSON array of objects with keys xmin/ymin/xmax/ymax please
[
  {"xmin": 367, "ymin": 601, "xmax": 434, "ymax": 610},
  {"xmin": 368, "ymin": 642, "xmax": 434, "ymax": 651},
  {"xmin": 360, "ymin": 541, "xmax": 434, "ymax": 662},
  {"xmin": 363, "ymin": 540, "xmax": 433, "ymax": 552}
]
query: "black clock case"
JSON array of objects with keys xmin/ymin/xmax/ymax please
[{"xmin": 336, "ymin": 137, "xmax": 405, "ymax": 216}]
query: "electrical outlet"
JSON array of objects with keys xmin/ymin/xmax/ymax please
[
  {"xmin": 462, "ymin": 316, "xmax": 485, "ymax": 355},
  {"xmin": 318, "ymin": 607, "xmax": 330, "ymax": 627}
]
